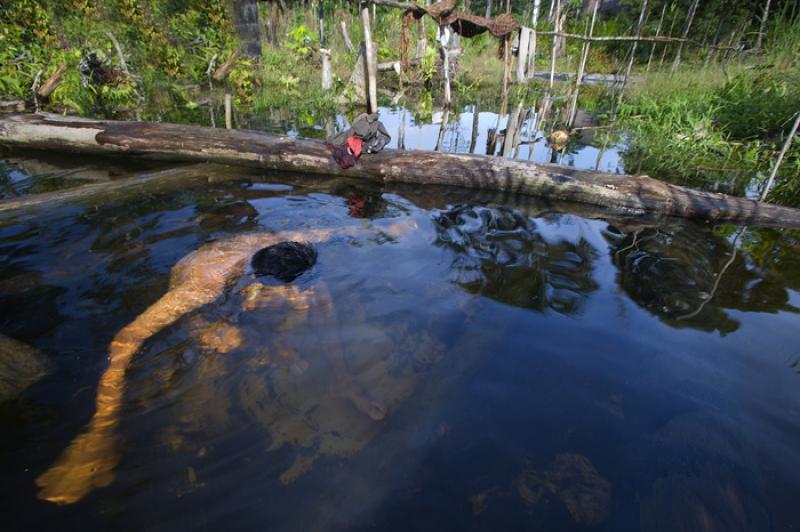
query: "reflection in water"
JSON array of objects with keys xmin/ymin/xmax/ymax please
[
  {"xmin": 605, "ymin": 224, "xmax": 800, "ymax": 333},
  {"xmin": 433, "ymin": 204, "xmax": 599, "ymax": 314}
]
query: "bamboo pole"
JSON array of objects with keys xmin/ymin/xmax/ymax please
[
  {"xmin": 318, "ymin": 0, "xmax": 325, "ymax": 45},
  {"xmin": 761, "ymin": 111, "xmax": 800, "ymax": 201},
  {"xmin": 439, "ymin": 26, "xmax": 452, "ymax": 107},
  {"xmin": 537, "ymin": 32, "xmax": 699, "ymax": 44},
  {"xmin": 398, "ymin": 108, "xmax": 406, "ymax": 149},
  {"xmin": 502, "ymin": 102, "xmax": 523, "ymax": 157},
  {"xmin": 549, "ymin": 0, "xmax": 561, "ymax": 89},
  {"xmin": 469, "ymin": 102, "xmax": 480, "ymax": 154},
  {"xmin": 501, "ymin": 34, "xmax": 512, "ymax": 116},
  {"xmin": 341, "ymin": 20, "xmax": 355, "ymax": 52},
  {"xmin": 619, "ymin": 0, "xmax": 650, "ymax": 102},
  {"xmin": 755, "ymin": 0, "xmax": 773, "ymax": 50},
  {"xmin": 647, "ymin": 3, "xmax": 667, "ymax": 71},
  {"xmin": 224, "ymin": 92, "xmax": 233, "ymax": 129},
  {"xmin": 30, "ymin": 69, "xmax": 43, "ymax": 112},
  {"xmin": 360, "ymin": 1, "xmax": 378, "ymax": 113},
  {"xmin": 660, "ymin": 3, "xmax": 679, "ymax": 65},
  {"xmin": 526, "ymin": 0, "xmax": 542, "ymax": 79},
  {"xmin": 704, "ymin": 18, "xmax": 723, "ymax": 67},
  {"xmin": 517, "ymin": 27, "xmax": 531, "ymax": 82},
  {"xmin": 567, "ymin": 0, "xmax": 600, "ymax": 127},
  {"xmin": 435, "ymin": 107, "xmax": 450, "ymax": 151},
  {"xmin": 321, "ymin": 48, "xmax": 333, "ymax": 90},
  {"xmin": 671, "ymin": 0, "xmax": 700, "ymax": 72}
]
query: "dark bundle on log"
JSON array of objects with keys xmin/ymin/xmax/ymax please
[
  {"xmin": 2, "ymin": 113, "xmax": 800, "ymax": 228},
  {"xmin": 446, "ymin": 12, "xmax": 520, "ymax": 38}
]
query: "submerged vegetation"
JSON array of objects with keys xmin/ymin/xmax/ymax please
[{"xmin": 1, "ymin": 0, "xmax": 799, "ymax": 203}]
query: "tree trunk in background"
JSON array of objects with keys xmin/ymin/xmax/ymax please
[
  {"xmin": 485, "ymin": 0, "xmax": 493, "ymax": 19},
  {"xmin": 233, "ymin": 0, "xmax": 261, "ymax": 58},
  {"xmin": 755, "ymin": 0, "xmax": 772, "ymax": 50},
  {"xmin": 582, "ymin": 0, "xmax": 601, "ymax": 16}
]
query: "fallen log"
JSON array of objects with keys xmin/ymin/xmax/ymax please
[{"xmin": 2, "ymin": 112, "xmax": 800, "ymax": 228}]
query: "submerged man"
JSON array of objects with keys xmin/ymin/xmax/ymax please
[{"xmin": 36, "ymin": 219, "xmax": 416, "ymax": 504}]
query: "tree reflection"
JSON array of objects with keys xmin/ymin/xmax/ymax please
[
  {"xmin": 432, "ymin": 205, "xmax": 599, "ymax": 315},
  {"xmin": 605, "ymin": 224, "xmax": 800, "ymax": 333}
]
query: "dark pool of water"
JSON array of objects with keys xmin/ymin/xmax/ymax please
[{"xmin": 1, "ymin": 158, "xmax": 799, "ymax": 531}]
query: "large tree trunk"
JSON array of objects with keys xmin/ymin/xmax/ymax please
[
  {"xmin": 232, "ymin": 0, "xmax": 262, "ymax": 58},
  {"xmin": 2, "ymin": 113, "xmax": 800, "ymax": 228}
]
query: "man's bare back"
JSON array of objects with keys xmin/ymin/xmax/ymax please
[{"xmin": 36, "ymin": 219, "xmax": 417, "ymax": 504}]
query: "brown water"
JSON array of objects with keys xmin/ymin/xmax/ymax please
[{"xmin": 1, "ymin": 155, "xmax": 800, "ymax": 531}]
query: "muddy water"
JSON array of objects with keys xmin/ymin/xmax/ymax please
[{"xmin": 1, "ymin": 153, "xmax": 799, "ymax": 531}]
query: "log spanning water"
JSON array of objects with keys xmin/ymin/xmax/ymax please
[{"xmin": 2, "ymin": 113, "xmax": 800, "ymax": 228}]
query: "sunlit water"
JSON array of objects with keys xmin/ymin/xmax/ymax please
[{"xmin": 1, "ymin": 147, "xmax": 799, "ymax": 531}]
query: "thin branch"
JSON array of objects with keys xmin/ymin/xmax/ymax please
[{"xmin": 103, "ymin": 30, "xmax": 130, "ymax": 77}]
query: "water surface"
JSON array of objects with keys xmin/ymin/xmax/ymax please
[{"xmin": 1, "ymin": 156, "xmax": 799, "ymax": 532}]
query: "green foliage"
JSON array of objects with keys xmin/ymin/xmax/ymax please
[
  {"xmin": 285, "ymin": 24, "xmax": 317, "ymax": 57},
  {"xmin": 713, "ymin": 68, "xmax": 800, "ymax": 140}
]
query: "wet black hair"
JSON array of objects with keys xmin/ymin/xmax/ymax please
[{"xmin": 251, "ymin": 241, "xmax": 317, "ymax": 282}]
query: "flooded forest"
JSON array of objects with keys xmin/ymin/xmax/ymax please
[{"xmin": 2, "ymin": 0, "xmax": 800, "ymax": 531}]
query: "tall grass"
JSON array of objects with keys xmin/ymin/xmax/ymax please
[{"xmin": 617, "ymin": 15, "xmax": 800, "ymax": 204}]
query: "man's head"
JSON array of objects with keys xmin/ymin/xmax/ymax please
[{"xmin": 251, "ymin": 241, "xmax": 317, "ymax": 282}]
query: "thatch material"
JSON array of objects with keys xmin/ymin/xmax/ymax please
[{"xmin": 399, "ymin": 3, "xmax": 520, "ymax": 69}]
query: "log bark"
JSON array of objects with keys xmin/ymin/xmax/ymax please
[{"xmin": 2, "ymin": 113, "xmax": 800, "ymax": 228}]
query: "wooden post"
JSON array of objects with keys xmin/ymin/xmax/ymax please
[
  {"xmin": 318, "ymin": 0, "xmax": 325, "ymax": 45},
  {"xmin": 360, "ymin": 1, "xmax": 378, "ymax": 113},
  {"xmin": 502, "ymin": 102, "xmax": 522, "ymax": 157},
  {"xmin": 321, "ymin": 48, "xmax": 333, "ymax": 90},
  {"xmin": 527, "ymin": 0, "xmax": 541, "ymax": 79},
  {"xmin": 341, "ymin": 20, "xmax": 355, "ymax": 52},
  {"xmin": 31, "ymin": 70, "xmax": 43, "ymax": 113},
  {"xmin": 435, "ymin": 108, "xmax": 450, "ymax": 151},
  {"xmin": 567, "ymin": 0, "xmax": 599, "ymax": 127},
  {"xmin": 647, "ymin": 3, "xmax": 667, "ymax": 71},
  {"xmin": 671, "ymin": 0, "xmax": 700, "ymax": 72},
  {"xmin": 398, "ymin": 108, "xmax": 406, "ymax": 150},
  {"xmin": 549, "ymin": 0, "xmax": 561, "ymax": 89},
  {"xmin": 517, "ymin": 27, "xmax": 531, "ymax": 82},
  {"xmin": 439, "ymin": 26, "xmax": 452, "ymax": 107},
  {"xmin": 755, "ymin": 0, "xmax": 772, "ymax": 50},
  {"xmin": 761, "ymin": 111, "xmax": 800, "ymax": 201},
  {"xmin": 225, "ymin": 92, "xmax": 233, "ymax": 129},
  {"xmin": 502, "ymin": 34, "xmax": 512, "ymax": 116},
  {"xmin": 469, "ymin": 102, "xmax": 480, "ymax": 154},
  {"xmin": 619, "ymin": 0, "xmax": 649, "ymax": 102}
]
